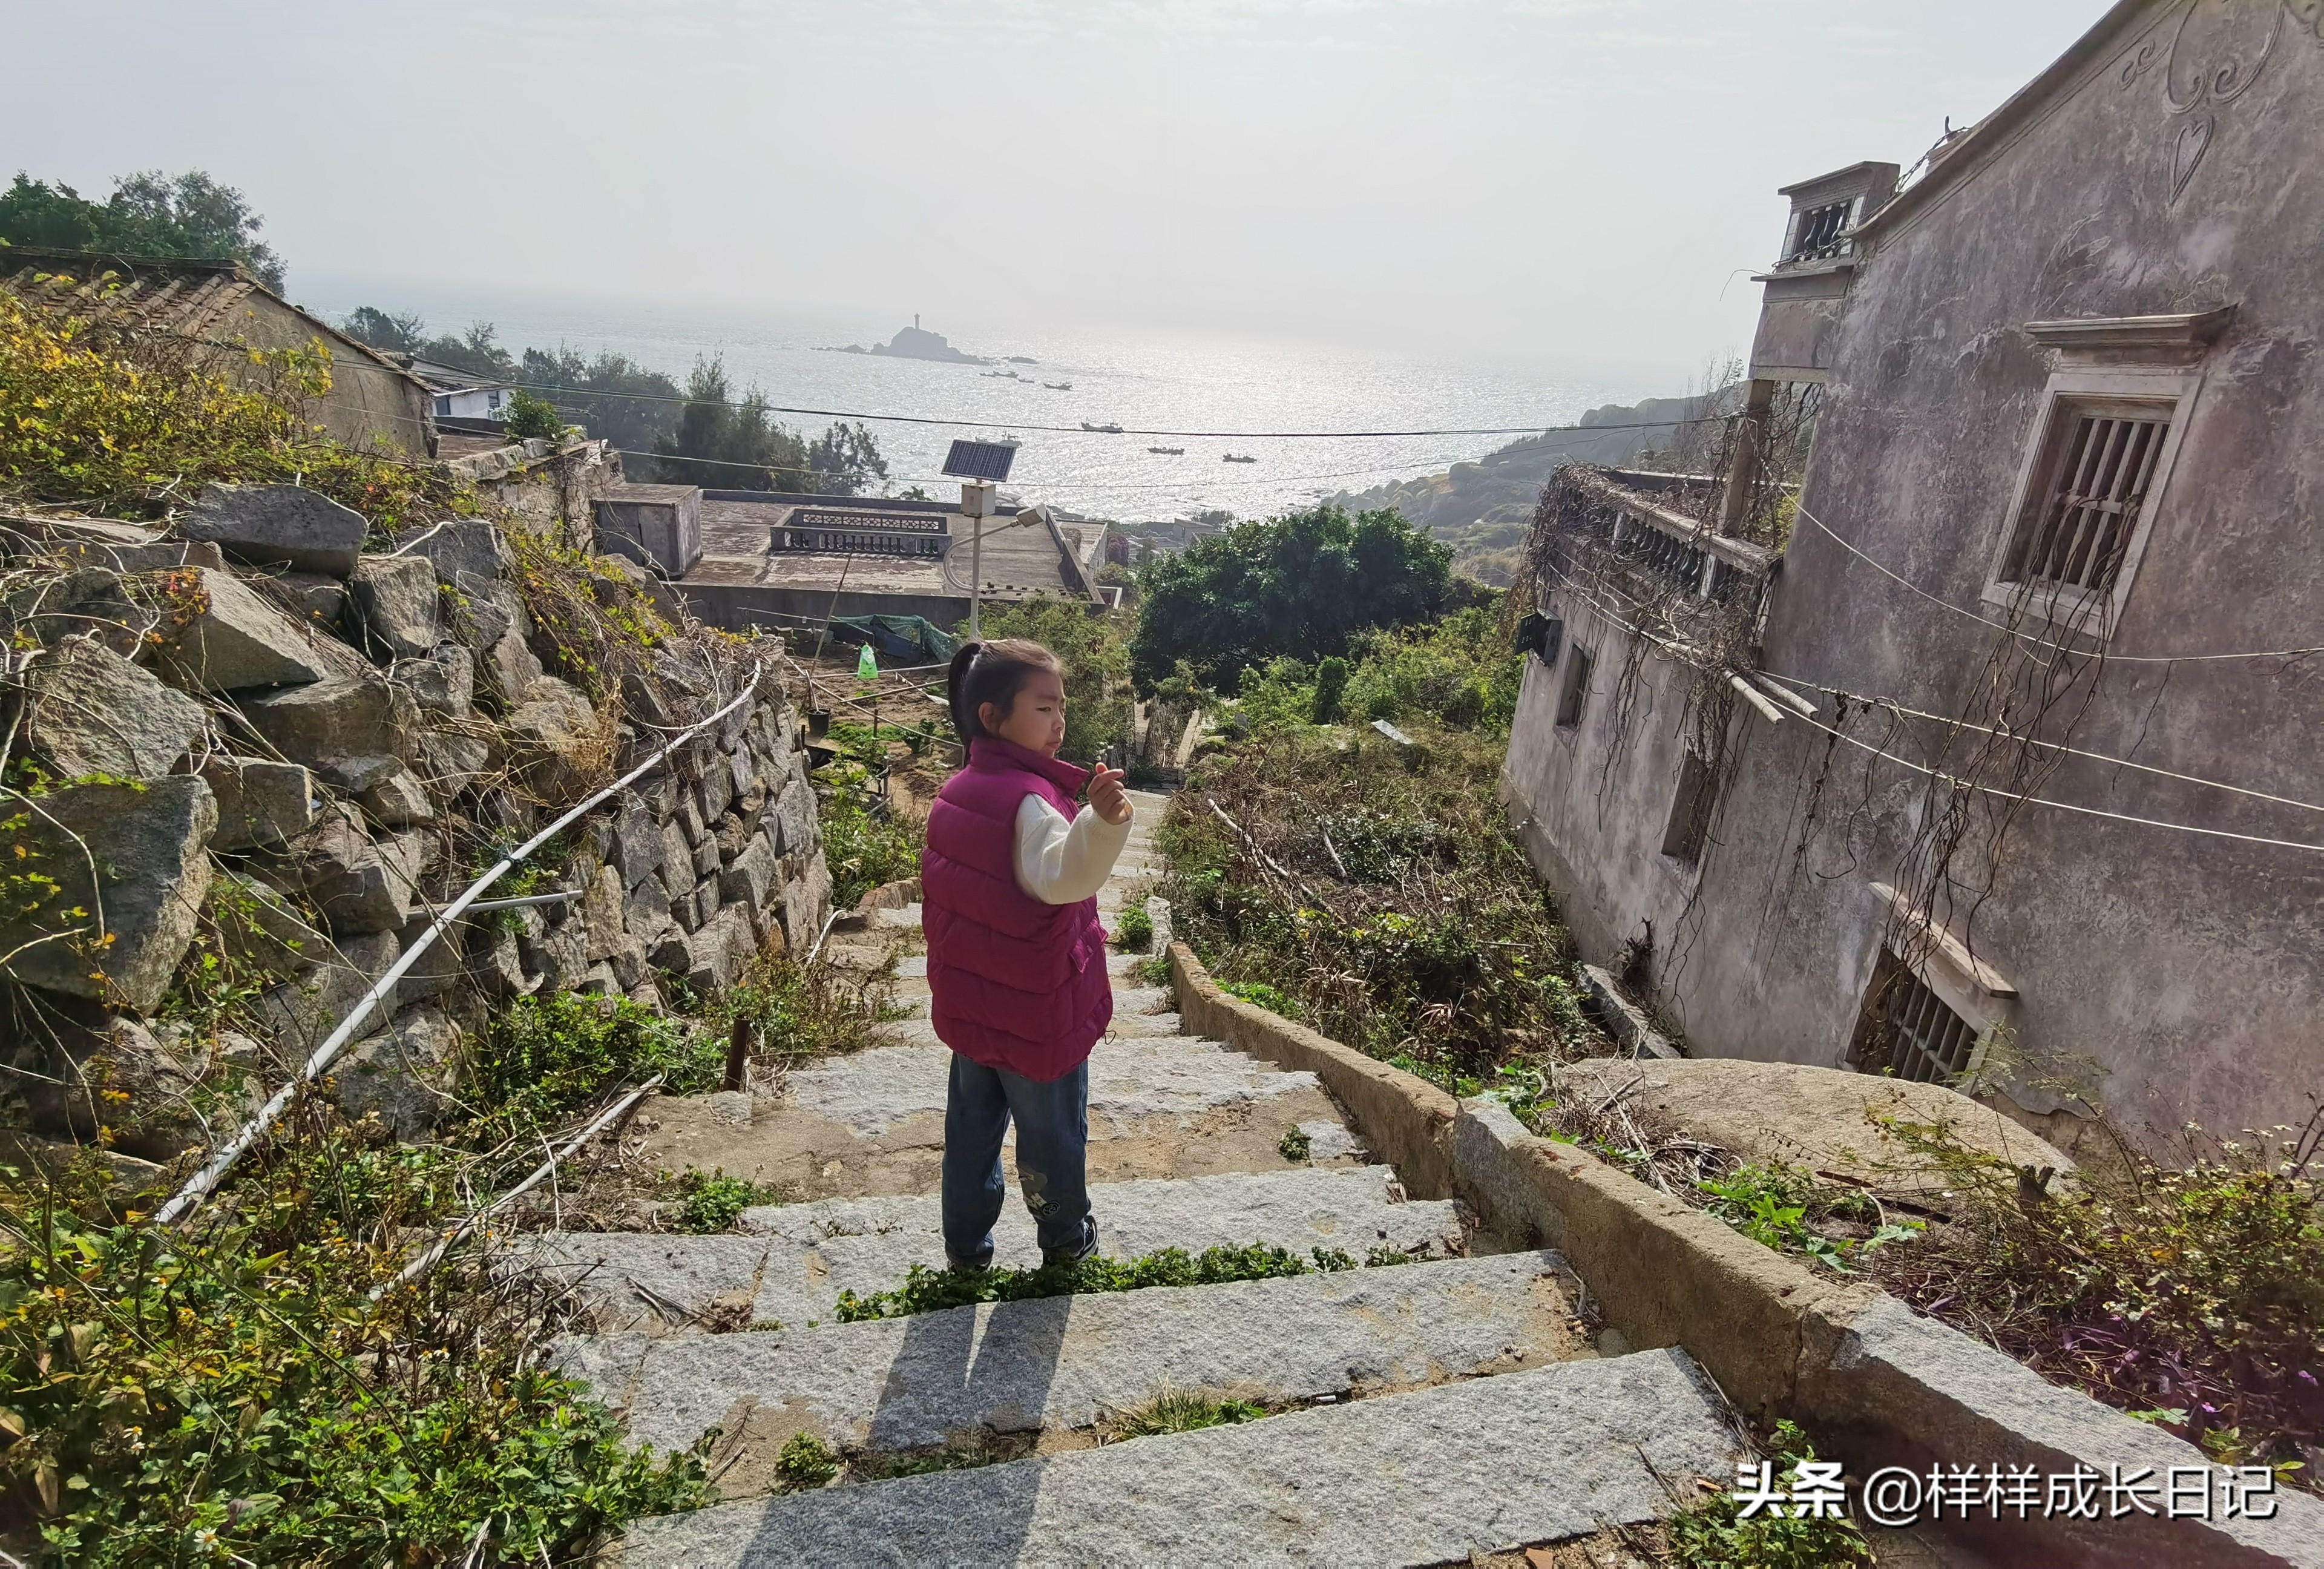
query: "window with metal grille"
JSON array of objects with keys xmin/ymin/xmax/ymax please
[
  {"xmin": 2000, "ymin": 409, "xmax": 2170, "ymax": 596},
  {"xmin": 1854, "ymin": 957, "xmax": 1983, "ymax": 1084},
  {"xmin": 1555, "ymin": 644, "xmax": 1594, "ymax": 728},
  {"xmin": 1788, "ymin": 199, "xmax": 1855, "ymax": 261}
]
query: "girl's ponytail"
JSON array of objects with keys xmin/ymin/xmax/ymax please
[{"xmin": 945, "ymin": 640, "xmax": 983, "ymax": 743}]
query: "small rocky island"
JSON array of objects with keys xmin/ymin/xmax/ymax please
[{"xmin": 824, "ymin": 322, "xmax": 1008, "ymax": 364}]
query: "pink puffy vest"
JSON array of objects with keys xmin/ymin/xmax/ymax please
[{"xmin": 921, "ymin": 737, "xmax": 1114, "ymax": 1081}]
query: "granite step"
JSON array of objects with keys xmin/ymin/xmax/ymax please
[
  {"xmin": 561, "ymin": 1250, "xmax": 1582, "ymax": 1492},
  {"xmin": 525, "ymin": 1166, "xmax": 1463, "ymax": 1332},
  {"xmin": 784, "ymin": 1034, "xmax": 1316, "ymax": 1139},
  {"xmin": 617, "ymin": 1348, "xmax": 1740, "ymax": 1567}
]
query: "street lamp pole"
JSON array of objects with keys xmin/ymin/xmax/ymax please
[{"xmin": 961, "ymin": 478, "xmax": 996, "ymax": 639}]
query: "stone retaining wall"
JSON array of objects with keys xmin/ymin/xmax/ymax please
[
  {"xmin": 0, "ymin": 485, "xmax": 830, "ymax": 1168},
  {"xmin": 1167, "ymin": 942, "xmax": 2324, "ymax": 1568}
]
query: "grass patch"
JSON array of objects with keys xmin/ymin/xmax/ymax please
[
  {"xmin": 1112, "ymin": 903, "xmax": 1154, "ymax": 951},
  {"xmin": 834, "ymin": 1242, "xmax": 1336, "ymax": 1322},
  {"xmin": 1113, "ymin": 1386, "xmax": 1266, "ymax": 1440},
  {"xmin": 671, "ymin": 1168, "xmax": 787, "ymax": 1234},
  {"xmin": 1135, "ymin": 955, "xmax": 1174, "ymax": 988},
  {"xmin": 774, "ymin": 1432, "xmax": 839, "ymax": 1492},
  {"xmin": 1218, "ymin": 979, "xmax": 1301, "ymax": 1020},
  {"xmin": 0, "ymin": 1133, "xmax": 707, "ymax": 1563}
]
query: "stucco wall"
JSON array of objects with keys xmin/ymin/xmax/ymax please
[
  {"xmin": 1505, "ymin": 0, "xmax": 2324, "ymax": 1151},
  {"xmin": 208, "ymin": 294, "xmax": 434, "ymax": 457}
]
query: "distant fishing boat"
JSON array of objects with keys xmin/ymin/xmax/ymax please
[
  {"xmin": 1081, "ymin": 421, "xmax": 1124, "ymax": 433},
  {"xmin": 1044, "ymin": 381, "xmax": 1072, "ymax": 390},
  {"xmin": 1147, "ymin": 446, "xmax": 1184, "ymax": 455},
  {"xmin": 1222, "ymin": 452, "xmax": 1258, "ymax": 463}
]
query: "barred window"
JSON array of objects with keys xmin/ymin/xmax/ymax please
[
  {"xmin": 1852, "ymin": 956, "xmax": 1983, "ymax": 1085},
  {"xmin": 2000, "ymin": 407, "xmax": 2171, "ymax": 597}
]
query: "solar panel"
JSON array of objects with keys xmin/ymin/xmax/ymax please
[{"xmin": 942, "ymin": 439, "xmax": 1018, "ymax": 482}]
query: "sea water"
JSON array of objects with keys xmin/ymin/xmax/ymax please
[{"xmin": 294, "ymin": 281, "xmax": 1655, "ymax": 522}]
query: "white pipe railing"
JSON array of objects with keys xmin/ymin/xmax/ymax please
[{"xmin": 155, "ymin": 663, "xmax": 766, "ymax": 1228}]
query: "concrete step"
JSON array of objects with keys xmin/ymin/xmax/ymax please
[
  {"xmin": 784, "ymin": 1036, "xmax": 1318, "ymax": 1140},
  {"xmin": 563, "ymin": 1250, "xmax": 1581, "ymax": 1492},
  {"xmin": 617, "ymin": 1347, "xmax": 1739, "ymax": 1568},
  {"xmin": 524, "ymin": 1166, "xmax": 1465, "ymax": 1331}
]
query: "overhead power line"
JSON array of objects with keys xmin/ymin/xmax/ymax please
[
  {"xmin": 1794, "ymin": 501, "xmax": 2324, "ymax": 666},
  {"xmin": 499, "ymin": 377, "xmax": 1728, "ymax": 442}
]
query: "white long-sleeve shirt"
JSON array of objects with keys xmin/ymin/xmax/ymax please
[{"xmin": 1013, "ymin": 794, "xmax": 1133, "ymax": 904}]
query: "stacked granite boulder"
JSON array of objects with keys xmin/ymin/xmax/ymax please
[{"xmin": 0, "ymin": 483, "xmax": 827, "ymax": 1172}]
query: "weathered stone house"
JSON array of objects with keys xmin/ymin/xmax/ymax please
[
  {"xmin": 1, "ymin": 245, "xmax": 436, "ymax": 456},
  {"xmin": 1502, "ymin": 0, "xmax": 2324, "ymax": 1154}
]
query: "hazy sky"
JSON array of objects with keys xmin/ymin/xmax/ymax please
[{"xmin": 11, "ymin": 1, "xmax": 2105, "ymax": 384}]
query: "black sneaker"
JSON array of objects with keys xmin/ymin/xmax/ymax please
[{"xmin": 1042, "ymin": 1215, "xmax": 1098, "ymax": 1269}]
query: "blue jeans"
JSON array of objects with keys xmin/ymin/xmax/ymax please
[{"xmin": 941, "ymin": 1053, "xmax": 1092, "ymax": 1265}]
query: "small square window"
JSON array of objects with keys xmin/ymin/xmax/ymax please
[
  {"xmin": 1660, "ymin": 748, "xmax": 1718, "ymax": 863},
  {"xmin": 1555, "ymin": 643, "xmax": 1594, "ymax": 728},
  {"xmin": 1788, "ymin": 198, "xmax": 1855, "ymax": 261},
  {"xmin": 1850, "ymin": 952, "xmax": 1984, "ymax": 1084},
  {"xmin": 2000, "ymin": 406, "xmax": 2171, "ymax": 597}
]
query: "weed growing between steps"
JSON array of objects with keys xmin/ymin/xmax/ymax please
[
  {"xmin": 1113, "ymin": 1386, "xmax": 1265, "ymax": 1440},
  {"xmin": 774, "ymin": 1432, "xmax": 839, "ymax": 1491},
  {"xmin": 1657, "ymin": 1421, "xmax": 1873, "ymax": 1568},
  {"xmin": 671, "ymin": 1169, "xmax": 789, "ymax": 1233},
  {"xmin": 0, "ymin": 1130, "xmax": 708, "ymax": 1564},
  {"xmin": 832, "ymin": 1242, "xmax": 1333, "ymax": 1322},
  {"xmin": 1111, "ymin": 903, "xmax": 1154, "ymax": 950},
  {"xmin": 1278, "ymin": 1125, "xmax": 1311, "ymax": 1162}
]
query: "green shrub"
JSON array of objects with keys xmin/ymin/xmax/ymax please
[
  {"xmin": 1309, "ymin": 656, "xmax": 1350, "ymax": 724},
  {"xmin": 672, "ymin": 1168, "xmax": 785, "ymax": 1234},
  {"xmin": 0, "ymin": 1139, "xmax": 707, "ymax": 1563},
  {"xmin": 1278, "ymin": 1125, "xmax": 1311, "ymax": 1162},
  {"xmin": 818, "ymin": 762, "xmax": 922, "ymax": 909},
  {"xmin": 1112, "ymin": 903, "xmax": 1154, "ymax": 950},
  {"xmin": 501, "ymin": 389, "xmax": 565, "ymax": 441},
  {"xmin": 468, "ymin": 992, "xmax": 721, "ymax": 1139},
  {"xmin": 1218, "ymin": 979, "xmax": 1301, "ymax": 1020}
]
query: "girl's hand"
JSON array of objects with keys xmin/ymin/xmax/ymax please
[{"xmin": 1088, "ymin": 765, "xmax": 1132, "ymax": 826}]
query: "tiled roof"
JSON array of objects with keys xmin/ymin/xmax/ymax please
[{"xmin": 0, "ymin": 246, "xmax": 421, "ymax": 386}]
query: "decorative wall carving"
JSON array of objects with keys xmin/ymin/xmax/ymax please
[{"xmin": 2119, "ymin": 0, "xmax": 2324, "ymax": 201}]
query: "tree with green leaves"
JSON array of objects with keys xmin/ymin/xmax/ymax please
[
  {"xmin": 651, "ymin": 355, "xmax": 885, "ymax": 495},
  {"xmin": 1129, "ymin": 505, "xmax": 1449, "ymax": 692},
  {"xmin": 1, "ymin": 169, "xmax": 286, "ymax": 290}
]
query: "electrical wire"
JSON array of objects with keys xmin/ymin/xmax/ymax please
[
  {"xmin": 1754, "ymin": 671, "xmax": 2324, "ymax": 817},
  {"xmin": 485, "ymin": 375, "xmax": 1731, "ymax": 442},
  {"xmin": 1537, "ymin": 559, "xmax": 2324, "ymax": 856},
  {"xmin": 1794, "ymin": 501, "xmax": 2324, "ymax": 666}
]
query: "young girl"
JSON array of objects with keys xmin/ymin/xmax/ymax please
[{"xmin": 922, "ymin": 638, "xmax": 1134, "ymax": 1271}]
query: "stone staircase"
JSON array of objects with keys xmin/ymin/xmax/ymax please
[{"xmin": 539, "ymin": 791, "xmax": 1744, "ymax": 1565}]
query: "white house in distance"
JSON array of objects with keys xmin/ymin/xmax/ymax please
[{"xmin": 408, "ymin": 357, "xmax": 510, "ymax": 421}]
